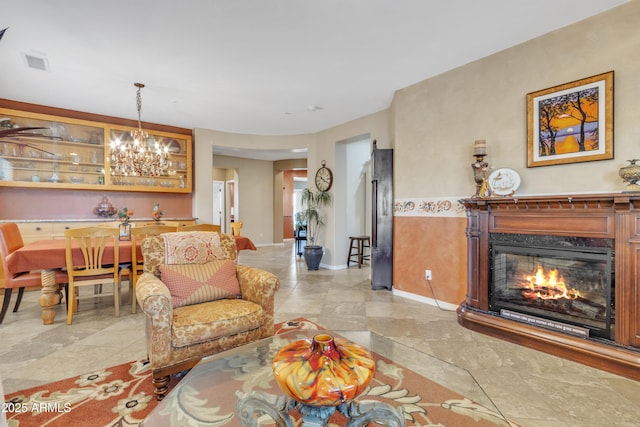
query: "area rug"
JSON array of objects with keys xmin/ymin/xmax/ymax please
[
  {"xmin": 3, "ymin": 319, "xmax": 311, "ymax": 427},
  {"xmin": 3, "ymin": 318, "xmax": 513, "ymax": 426}
]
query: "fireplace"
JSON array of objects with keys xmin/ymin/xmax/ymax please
[
  {"xmin": 489, "ymin": 233, "xmax": 614, "ymax": 340},
  {"xmin": 458, "ymin": 194, "xmax": 640, "ymax": 382}
]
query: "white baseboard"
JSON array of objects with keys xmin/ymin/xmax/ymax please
[{"xmin": 392, "ymin": 288, "xmax": 459, "ymax": 311}]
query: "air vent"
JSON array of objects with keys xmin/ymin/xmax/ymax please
[{"xmin": 23, "ymin": 53, "xmax": 49, "ymax": 72}]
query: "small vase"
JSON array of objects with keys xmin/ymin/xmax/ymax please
[
  {"xmin": 119, "ymin": 223, "xmax": 131, "ymax": 241},
  {"xmin": 620, "ymin": 159, "xmax": 640, "ymax": 192},
  {"xmin": 272, "ymin": 334, "xmax": 375, "ymax": 407}
]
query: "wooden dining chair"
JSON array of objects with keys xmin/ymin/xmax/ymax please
[
  {"xmin": 180, "ymin": 223, "xmax": 222, "ymax": 232},
  {"xmin": 130, "ymin": 224, "xmax": 177, "ymax": 313},
  {"xmin": 64, "ymin": 226, "xmax": 121, "ymax": 325},
  {"xmin": 230, "ymin": 221, "xmax": 243, "ymax": 236},
  {"xmin": 0, "ymin": 223, "xmax": 67, "ymax": 324}
]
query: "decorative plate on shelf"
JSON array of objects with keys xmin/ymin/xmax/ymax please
[{"xmin": 488, "ymin": 167, "xmax": 521, "ymax": 196}]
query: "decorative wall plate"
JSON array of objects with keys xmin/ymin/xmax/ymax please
[{"xmin": 488, "ymin": 167, "xmax": 520, "ymax": 196}]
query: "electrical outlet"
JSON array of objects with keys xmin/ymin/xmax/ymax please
[{"xmin": 425, "ymin": 269, "xmax": 432, "ymax": 280}]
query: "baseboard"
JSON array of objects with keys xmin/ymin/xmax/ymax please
[{"xmin": 392, "ymin": 289, "xmax": 459, "ymax": 311}]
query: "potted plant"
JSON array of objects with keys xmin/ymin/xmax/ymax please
[
  {"xmin": 300, "ymin": 188, "xmax": 332, "ymax": 270},
  {"xmin": 152, "ymin": 202, "xmax": 164, "ymax": 221}
]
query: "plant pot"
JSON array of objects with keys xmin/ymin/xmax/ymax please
[{"xmin": 303, "ymin": 245, "xmax": 323, "ymax": 270}]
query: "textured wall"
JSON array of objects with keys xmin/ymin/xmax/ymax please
[
  {"xmin": 394, "ymin": 2, "xmax": 640, "ymax": 198},
  {"xmin": 390, "ymin": 2, "xmax": 640, "ymax": 303}
]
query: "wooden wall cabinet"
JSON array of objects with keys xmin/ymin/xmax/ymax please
[{"xmin": 0, "ymin": 108, "xmax": 192, "ymax": 193}]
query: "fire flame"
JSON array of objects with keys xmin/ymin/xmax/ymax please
[{"xmin": 521, "ymin": 265, "xmax": 581, "ymax": 300}]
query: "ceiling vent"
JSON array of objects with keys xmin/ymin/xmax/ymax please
[{"xmin": 23, "ymin": 52, "xmax": 49, "ymax": 72}]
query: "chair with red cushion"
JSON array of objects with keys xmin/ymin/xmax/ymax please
[{"xmin": 0, "ymin": 223, "xmax": 67, "ymax": 324}]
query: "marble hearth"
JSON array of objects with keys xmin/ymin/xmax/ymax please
[{"xmin": 458, "ymin": 193, "xmax": 640, "ymax": 381}]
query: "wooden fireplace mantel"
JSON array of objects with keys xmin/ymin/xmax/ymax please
[{"xmin": 458, "ymin": 193, "xmax": 640, "ymax": 381}]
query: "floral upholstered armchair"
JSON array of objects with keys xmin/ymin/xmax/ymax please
[{"xmin": 135, "ymin": 231, "xmax": 280, "ymax": 400}]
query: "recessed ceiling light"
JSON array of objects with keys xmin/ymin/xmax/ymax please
[{"xmin": 307, "ymin": 105, "xmax": 323, "ymax": 112}]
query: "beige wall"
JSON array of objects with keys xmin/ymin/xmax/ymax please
[
  {"xmin": 391, "ymin": 1, "xmax": 640, "ymax": 304},
  {"xmin": 194, "ymin": 112, "xmax": 391, "ymax": 258},
  {"xmin": 194, "ymin": 129, "xmax": 315, "ymax": 246},
  {"xmin": 312, "ymin": 110, "xmax": 392, "ymax": 266},
  {"xmin": 394, "ymin": 2, "xmax": 640, "ymax": 198},
  {"xmin": 212, "ymin": 155, "xmax": 276, "ymax": 245},
  {"xmin": 194, "ymin": 3, "xmax": 639, "ymax": 304}
]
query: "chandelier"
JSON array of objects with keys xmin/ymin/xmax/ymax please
[{"xmin": 110, "ymin": 83, "xmax": 169, "ymax": 177}]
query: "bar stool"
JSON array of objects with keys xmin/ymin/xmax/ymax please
[{"xmin": 347, "ymin": 236, "xmax": 371, "ymax": 268}]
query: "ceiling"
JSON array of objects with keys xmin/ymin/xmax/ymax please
[{"xmin": 1, "ymin": 0, "xmax": 628, "ymax": 160}]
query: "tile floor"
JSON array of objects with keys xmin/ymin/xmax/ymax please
[{"xmin": 1, "ymin": 241, "xmax": 640, "ymax": 426}]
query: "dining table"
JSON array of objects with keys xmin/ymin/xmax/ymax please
[{"xmin": 6, "ymin": 235, "xmax": 257, "ymax": 325}]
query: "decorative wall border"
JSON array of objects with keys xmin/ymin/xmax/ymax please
[{"xmin": 394, "ymin": 196, "xmax": 466, "ymax": 218}]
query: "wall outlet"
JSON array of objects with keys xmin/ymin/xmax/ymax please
[{"xmin": 425, "ymin": 269, "xmax": 432, "ymax": 280}]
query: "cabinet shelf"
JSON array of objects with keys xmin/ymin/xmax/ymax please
[{"xmin": 0, "ymin": 107, "xmax": 191, "ymax": 193}]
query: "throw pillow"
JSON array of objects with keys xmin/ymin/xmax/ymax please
[
  {"xmin": 162, "ymin": 232, "xmax": 226, "ymax": 265},
  {"xmin": 159, "ymin": 260, "xmax": 241, "ymax": 307}
]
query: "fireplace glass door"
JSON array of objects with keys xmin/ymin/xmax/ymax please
[{"xmin": 490, "ymin": 237, "xmax": 614, "ymax": 340}]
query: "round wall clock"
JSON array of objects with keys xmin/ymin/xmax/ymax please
[{"xmin": 315, "ymin": 160, "xmax": 333, "ymax": 191}]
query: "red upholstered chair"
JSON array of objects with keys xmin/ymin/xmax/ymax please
[{"xmin": 0, "ymin": 223, "xmax": 67, "ymax": 324}]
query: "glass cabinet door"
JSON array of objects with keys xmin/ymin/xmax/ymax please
[
  {"xmin": 0, "ymin": 107, "xmax": 191, "ymax": 193},
  {"xmin": 0, "ymin": 111, "xmax": 106, "ymax": 186},
  {"xmin": 107, "ymin": 128, "xmax": 190, "ymax": 191}
]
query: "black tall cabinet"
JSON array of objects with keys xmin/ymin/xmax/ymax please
[{"xmin": 371, "ymin": 140, "xmax": 393, "ymax": 290}]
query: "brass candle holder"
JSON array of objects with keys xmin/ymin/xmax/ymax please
[
  {"xmin": 471, "ymin": 139, "xmax": 490, "ymax": 198},
  {"xmin": 471, "ymin": 154, "xmax": 490, "ymax": 198}
]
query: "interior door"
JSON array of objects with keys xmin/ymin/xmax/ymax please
[{"xmin": 212, "ymin": 180, "xmax": 224, "ymax": 227}]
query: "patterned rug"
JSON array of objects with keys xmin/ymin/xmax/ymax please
[{"xmin": 3, "ymin": 319, "xmax": 513, "ymax": 426}]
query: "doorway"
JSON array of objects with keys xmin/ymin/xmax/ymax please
[
  {"xmin": 212, "ymin": 181, "xmax": 224, "ymax": 228},
  {"xmin": 282, "ymin": 170, "xmax": 308, "ymax": 239},
  {"xmin": 226, "ymin": 180, "xmax": 236, "ymax": 232},
  {"xmin": 335, "ymin": 135, "xmax": 371, "ymax": 266}
]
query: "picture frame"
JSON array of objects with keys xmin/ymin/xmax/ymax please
[{"xmin": 527, "ymin": 71, "xmax": 613, "ymax": 167}]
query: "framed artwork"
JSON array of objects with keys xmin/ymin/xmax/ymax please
[{"xmin": 527, "ymin": 71, "xmax": 613, "ymax": 167}]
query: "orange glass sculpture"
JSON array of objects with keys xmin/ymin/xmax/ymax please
[{"xmin": 272, "ymin": 334, "xmax": 375, "ymax": 407}]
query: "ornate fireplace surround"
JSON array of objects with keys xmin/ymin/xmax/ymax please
[{"xmin": 459, "ymin": 193, "xmax": 640, "ymax": 381}]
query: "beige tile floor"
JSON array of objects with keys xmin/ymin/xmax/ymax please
[{"xmin": 2, "ymin": 241, "xmax": 640, "ymax": 426}]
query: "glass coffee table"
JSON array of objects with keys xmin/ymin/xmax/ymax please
[{"xmin": 143, "ymin": 329, "xmax": 509, "ymax": 426}]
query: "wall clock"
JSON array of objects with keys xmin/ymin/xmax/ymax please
[{"xmin": 315, "ymin": 160, "xmax": 333, "ymax": 191}]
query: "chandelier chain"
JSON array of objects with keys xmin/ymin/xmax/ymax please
[{"xmin": 136, "ymin": 84, "xmax": 143, "ymax": 126}]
